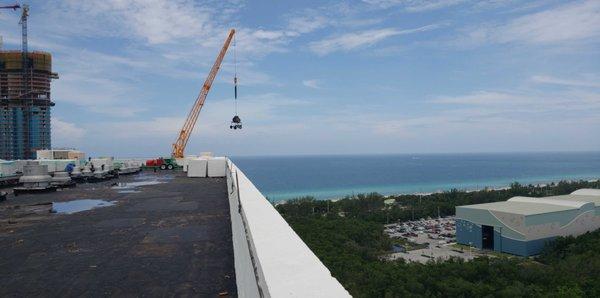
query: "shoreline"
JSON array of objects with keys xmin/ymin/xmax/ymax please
[{"xmin": 272, "ymin": 177, "xmax": 600, "ymax": 205}]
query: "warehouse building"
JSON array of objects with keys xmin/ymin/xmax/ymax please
[{"xmin": 456, "ymin": 189, "xmax": 600, "ymax": 256}]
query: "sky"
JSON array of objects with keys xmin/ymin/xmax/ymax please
[{"xmin": 0, "ymin": 0, "xmax": 599, "ymax": 157}]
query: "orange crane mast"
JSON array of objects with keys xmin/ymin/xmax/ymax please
[{"xmin": 172, "ymin": 29, "xmax": 235, "ymax": 158}]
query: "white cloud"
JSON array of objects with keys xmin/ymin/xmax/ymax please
[
  {"xmin": 0, "ymin": 0, "xmax": 313, "ymax": 120},
  {"xmin": 52, "ymin": 118, "xmax": 85, "ymax": 147},
  {"xmin": 433, "ymin": 89, "xmax": 600, "ymax": 114},
  {"xmin": 50, "ymin": 0, "xmax": 221, "ymax": 45},
  {"xmin": 531, "ymin": 75, "xmax": 600, "ymax": 88},
  {"xmin": 88, "ymin": 93, "xmax": 310, "ymax": 139},
  {"xmin": 302, "ymin": 79, "xmax": 321, "ymax": 89},
  {"xmin": 362, "ymin": 0, "xmax": 466, "ymax": 12},
  {"xmin": 499, "ymin": 0, "xmax": 600, "ymax": 44},
  {"xmin": 253, "ymin": 29, "xmax": 286, "ymax": 40},
  {"xmin": 309, "ymin": 24, "xmax": 441, "ymax": 55},
  {"xmin": 287, "ymin": 14, "xmax": 330, "ymax": 35},
  {"xmin": 461, "ymin": 1, "xmax": 600, "ymax": 46},
  {"xmin": 50, "ymin": 50, "xmax": 149, "ymax": 117},
  {"xmin": 434, "ymin": 91, "xmax": 531, "ymax": 105}
]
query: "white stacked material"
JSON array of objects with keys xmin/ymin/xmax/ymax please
[
  {"xmin": 38, "ymin": 159, "xmax": 77, "ymax": 173},
  {"xmin": 187, "ymin": 159, "xmax": 208, "ymax": 178},
  {"xmin": 51, "ymin": 172, "xmax": 72, "ymax": 186},
  {"xmin": 121, "ymin": 160, "xmax": 142, "ymax": 174},
  {"xmin": 19, "ymin": 162, "xmax": 52, "ymax": 188},
  {"xmin": 13, "ymin": 160, "xmax": 28, "ymax": 173},
  {"xmin": 175, "ymin": 158, "xmax": 186, "ymax": 169},
  {"xmin": 71, "ymin": 165, "xmax": 82, "ymax": 178},
  {"xmin": 182, "ymin": 155, "xmax": 200, "ymax": 172},
  {"xmin": 93, "ymin": 170, "xmax": 107, "ymax": 179},
  {"xmin": 91, "ymin": 158, "xmax": 114, "ymax": 171},
  {"xmin": 207, "ymin": 157, "xmax": 227, "ymax": 177},
  {"xmin": 0, "ymin": 160, "xmax": 17, "ymax": 177},
  {"xmin": 200, "ymin": 152, "xmax": 213, "ymax": 158},
  {"xmin": 82, "ymin": 164, "xmax": 93, "ymax": 177},
  {"xmin": 182, "ymin": 159, "xmax": 188, "ymax": 172},
  {"xmin": 37, "ymin": 149, "xmax": 85, "ymax": 160},
  {"xmin": 38, "ymin": 159, "xmax": 57, "ymax": 172}
]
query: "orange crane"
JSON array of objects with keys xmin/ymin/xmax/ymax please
[{"xmin": 172, "ymin": 29, "xmax": 235, "ymax": 158}]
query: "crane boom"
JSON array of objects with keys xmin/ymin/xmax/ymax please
[
  {"xmin": 172, "ymin": 29, "xmax": 235, "ymax": 158},
  {"xmin": 0, "ymin": 4, "xmax": 20, "ymax": 10}
]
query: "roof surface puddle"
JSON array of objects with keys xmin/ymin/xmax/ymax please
[
  {"xmin": 52, "ymin": 199, "xmax": 115, "ymax": 214},
  {"xmin": 112, "ymin": 173, "xmax": 172, "ymax": 193}
]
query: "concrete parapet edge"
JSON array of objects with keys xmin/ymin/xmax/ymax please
[{"xmin": 226, "ymin": 159, "xmax": 350, "ymax": 297}]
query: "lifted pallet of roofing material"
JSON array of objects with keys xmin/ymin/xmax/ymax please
[
  {"xmin": 207, "ymin": 157, "xmax": 227, "ymax": 177},
  {"xmin": 187, "ymin": 158, "xmax": 208, "ymax": 178},
  {"xmin": 187, "ymin": 156, "xmax": 226, "ymax": 178}
]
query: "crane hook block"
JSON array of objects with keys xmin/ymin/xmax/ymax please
[{"xmin": 230, "ymin": 115, "xmax": 242, "ymax": 130}]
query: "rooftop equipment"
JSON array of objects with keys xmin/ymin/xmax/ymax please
[
  {"xmin": 51, "ymin": 171, "xmax": 74, "ymax": 188},
  {"xmin": 14, "ymin": 161, "xmax": 56, "ymax": 194},
  {"xmin": 230, "ymin": 36, "xmax": 242, "ymax": 130}
]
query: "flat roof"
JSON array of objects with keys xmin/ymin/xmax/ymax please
[
  {"xmin": 459, "ymin": 190, "xmax": 600, "ymax": 216},
  {"xmin": 458, "ymin": 200, "xmax": 577, "ymax": 215},
  {"xmin": 553, "ymin": 194, "xmax": 600, "ymax": 207},
  {"xmin": 0, "ymin": 171, "xmax": 236, "ymax": 296}
]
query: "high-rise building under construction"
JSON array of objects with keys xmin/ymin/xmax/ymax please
[{"xmin": 0, "ymin": 51, "xmax": 58, "ymax": 160}]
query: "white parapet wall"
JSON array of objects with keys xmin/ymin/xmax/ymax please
[{"xmin": 226, "ymin": 159, "xmax": 350, "ymax": 298}]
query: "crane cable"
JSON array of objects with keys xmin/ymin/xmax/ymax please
[{"xmin": 233, "ymin": 34, "xmax": 238, "ymax": 115}]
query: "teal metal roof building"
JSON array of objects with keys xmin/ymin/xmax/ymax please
[{"xmin": 456, "ymin": 189, "xmax": 600, "ymax": 256}]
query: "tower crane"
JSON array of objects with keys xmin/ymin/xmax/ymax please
[
  {"xmin": 0, "ymin": 3, "xmax": 19, "ymax": 10},
  {"xmin": 171, "ymin": 29, "xmax": 236, "ymax": 158},
  {"xmin": 0, "ymin": 3, "xmax": 35, "ymax": 158}
]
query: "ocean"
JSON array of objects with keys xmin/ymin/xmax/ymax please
[{"xmin": 230, "ymin": 152, "xmax": 600, "ymax": 202}]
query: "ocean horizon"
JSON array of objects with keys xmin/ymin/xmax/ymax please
[{"xmin": 230, "ymin": 151, "xmax": 600, "ymax": 201}]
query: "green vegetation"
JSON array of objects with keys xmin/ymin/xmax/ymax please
[{"xmin": 276, "ymin": 180, "xmax": 600, "ymax": 297}]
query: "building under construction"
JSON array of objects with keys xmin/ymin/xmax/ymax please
[{"xmin": 0, "ymin": 50, "xmax": 58, "ymax": 160}]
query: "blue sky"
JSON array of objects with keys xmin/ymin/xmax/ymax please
[{"xmin": 1, "ymin": 0, "xmax": 599, "ymax": 157}]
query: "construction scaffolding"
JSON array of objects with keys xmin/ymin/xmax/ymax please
[{"xmin": 0, "ymin": 51, "xmax": 58, "ymax": 160}]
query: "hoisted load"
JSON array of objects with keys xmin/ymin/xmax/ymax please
[
  {"xmin": 230, "ymin": 34, "xmax": 242, "ymax": 130},
  {"xmin": 230, "ymin": 115, "xmax": 242, "ymax": 129}
]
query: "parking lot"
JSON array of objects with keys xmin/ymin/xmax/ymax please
[{"xmin": 383, "ymin": 216, "xmax": 485, "ymax": 263}]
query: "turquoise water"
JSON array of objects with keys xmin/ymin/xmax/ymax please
[{"xmin": 230, "ymin": 152, "xmax": 600, "ymax": 201}]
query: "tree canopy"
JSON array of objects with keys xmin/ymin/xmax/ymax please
[{"xmin": 276, "ymin": 180, "xmax": 600, "ymax": 297}]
